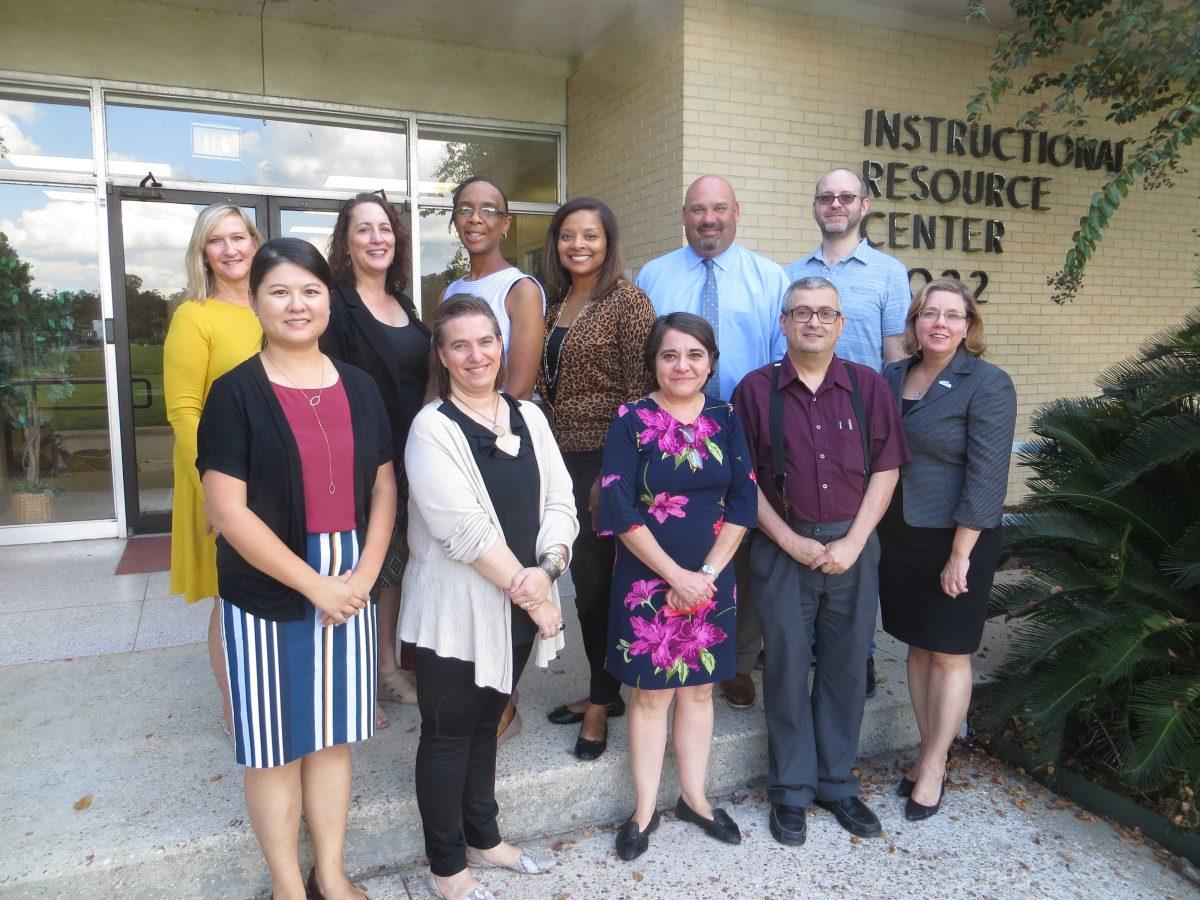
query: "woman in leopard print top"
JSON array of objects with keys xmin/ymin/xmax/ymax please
[{"xmin": 536, "ymin": 198, "xmax": 656, "ymax": 761}]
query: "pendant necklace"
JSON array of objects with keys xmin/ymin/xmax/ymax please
[
  {"xmin": 266, "ymin": 354, "xmax": 337, "ymax": 494},
  {"xmin": 453, "ymin": 390, "xmax": 505, "ymax": 437}
]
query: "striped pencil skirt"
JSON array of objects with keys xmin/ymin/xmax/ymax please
[{"xmin": 221, "ymin": 531, "xmax": 377, "ymax": 768}]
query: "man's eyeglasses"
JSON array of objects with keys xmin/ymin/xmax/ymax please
[
  {"xmin": 916, "ymin": 309, "xmax": 969, "ymax": 324},
  {"xmin": 785, "ymin": 307, "xmax": 841, "ymax": 324},
  {"xmin": 453, "ymin": 204, "xmax": 507, "ymax": 220},
  {"xmin": 814, "ymin": 192, "xmax": 860, "ymax": 207}
]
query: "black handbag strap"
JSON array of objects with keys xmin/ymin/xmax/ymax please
[
  {"xmin": 769, "ymin": 359, "xmax": 872, "ymax": 523},
  {"xmin": 845, "ymin": 362, "xmax": 872, "ymax": 492}
]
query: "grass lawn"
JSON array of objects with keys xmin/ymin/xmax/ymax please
[{"xmin": 24, "ymin": 344, "xmax": 166, "ymax": 433}]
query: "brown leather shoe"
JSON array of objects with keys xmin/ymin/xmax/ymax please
[{"xmin": 721, "ymin": 673, "xmax": 755, "ymax": 709}]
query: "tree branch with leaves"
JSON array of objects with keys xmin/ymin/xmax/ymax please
[{"xmin": 966, "ymin": 0, "xmax": 1200, "ymax": 303}]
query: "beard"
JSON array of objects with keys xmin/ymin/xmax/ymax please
[{"xmin": 817, "ymin": 210, "xmax": 861, "ymax": 239}]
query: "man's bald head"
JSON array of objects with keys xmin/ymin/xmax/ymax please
[
  {"xmin": 813, "ymin": 167, "xmax": 870, "ymax": 240},
  {"xmin": 683, "ymin": 174, "xmax": 740, "ymax": 258}
]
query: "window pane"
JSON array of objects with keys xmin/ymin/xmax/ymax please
[
  {"xmin": 105, "ymin": 102, "xmax": 408, "ymax": 192},
  {"xmin": 418, "ymin": 127, "xmax": 557, "ymax": 203},
  {"xmin": 0, "ymin": 184, "xmax": 115, "ymax": 526},
  {"xmin": 418, "ymin": 209, "xmax": 549, "ymax": 321},
  {"xmin": 0, "ymin": 91, "xmax": 93, "ymax": 177}
]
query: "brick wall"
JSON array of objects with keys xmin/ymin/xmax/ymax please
[
  {"xmin": 567, "ymin": 0, "xmax": 687, "ymax": 270},
  {"xmin": 573, "ymin": 0, "xmax": 1200, "ymax": 502}
]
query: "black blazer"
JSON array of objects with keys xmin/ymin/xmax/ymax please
[
  {"xmin": 883, "ymin": 347, "xmax": 1017, "ymax": 530},
  {"xmin": 196, "ymin": 355, "xmax": 393, "ymax": 621},
  {"xmin": 320, "ymin": 283, "xmax": 431, "ymax": 465}
]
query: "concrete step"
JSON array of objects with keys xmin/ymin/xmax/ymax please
[{"xmin": 0, "ymin": 590, "xmax": 1011, "ymax": 899}]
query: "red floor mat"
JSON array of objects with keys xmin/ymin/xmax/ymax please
[{"xmin": 115, "ymin": 534, "xmax": 172, "ymax": 575}]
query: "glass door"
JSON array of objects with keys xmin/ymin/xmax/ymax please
[{"xmin": 107, "ymin": 187, "xmax": 265, "ymax": 534}]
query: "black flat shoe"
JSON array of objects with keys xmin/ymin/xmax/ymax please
[
  {"xmin": 769, "ymin": 803, "xmax": 806, "ymax": 846},
  {"xmin": 615, "ymin": 809, "xmax": 660, "ymax": 861},
  {"xmin": 547, "ymin": 696, "xmax": 625, "ymax": 725},
  {"xmin": 814, "ymin": 796, "xmax": 882, "ymax": 837},
  {"xmin": 674, "ymin": 796, "xmax": 741, "ymax": 844},
  {"xmin": 905, "ymin": 775, "xmax": 946, "ymax": 821},
  {"xmin": 574, "ymin": 720, "xmax": 608, "ymax": 761}
]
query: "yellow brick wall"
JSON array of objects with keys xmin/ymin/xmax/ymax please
[
  {"xmin": 605, "ymin": 0, "xmax": 1200, "ymax": 503},
  {"xmin": 567, "ymin": 0, "xmax": 687, "ymax": 270}
]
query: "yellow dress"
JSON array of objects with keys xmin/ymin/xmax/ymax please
[{"xmin": 163, "ymin": 299, "xmax": 262, "ymax": 602}]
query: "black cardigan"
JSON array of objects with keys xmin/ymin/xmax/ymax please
[
  {"xmin": 196, "ymin": 355, "xmax": 393, "ymax": 621},
  {"xmin": 319, "ymin": 283, "xmax": 431, "ymax": 466}
]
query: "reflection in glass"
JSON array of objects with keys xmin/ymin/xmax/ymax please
[
  {"xmin": 118, "ymin": 201, "xmax": 258, "ymax": 519},
  {"xmin": 280, "ymin": 209, "xmax": 338, "ymax": 255},
  {"xmin": 0, "ymin": 91, "xmax": 93, "ymax": 176},
  {"xmin": 418, "ymin": 127, "xmax": 557, "ymax": 203},
  {"xmin": 418, "ymin": 209, "xmax": 550, "ymax": 321},
  {"xmin": 0, "ymin": 185, "xmax": 114, "ymax": 526},
  {"xmin": 106, "ymin": 103, "xmax": 408, "ymax": 192}
]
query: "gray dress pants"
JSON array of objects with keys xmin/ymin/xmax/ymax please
[{"xmin": 750, "ymin": 519, "xmax": 879, "ymax": 808}]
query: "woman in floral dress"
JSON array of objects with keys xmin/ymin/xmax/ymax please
[{"xmin": 597, "ymin": 312, "xmax": 757, "ymax": 861}]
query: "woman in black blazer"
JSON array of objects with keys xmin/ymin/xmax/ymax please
[
  {"xmin": 878, "ymin": 278, "xmax": 1016, "ymax": 822},
  {"xmin": 321, "ymin": 193, "xmax": 431, "ymax": 727}
]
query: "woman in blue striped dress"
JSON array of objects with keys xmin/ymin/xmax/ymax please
[{"xmin": 198, "ymin": 238, "xmax": 397, "ymax": 900}]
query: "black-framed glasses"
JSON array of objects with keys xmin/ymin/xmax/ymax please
[
  {"xmin": 453, "ymin": 203, "xmax": 507, "ymax": 220},
  {"xmin": 814, "ymin": 192, "xmax": 860, "ymax": 207},
  {"xmin": 785, "ymin": 307, "xmax": 841, "ymax": 324}
]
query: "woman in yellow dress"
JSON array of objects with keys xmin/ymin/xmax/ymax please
[{"xmin": 163, "ymin": 204, "xmax": 263, "ymax": 733}]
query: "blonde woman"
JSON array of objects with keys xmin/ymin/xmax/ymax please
[{"xmin": 163, "ymin": 203, "xmax": 262, "ymax": 733}]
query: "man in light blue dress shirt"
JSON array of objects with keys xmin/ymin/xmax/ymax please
[
  {"xmin": 786, "ymin": 167, "xmax": 913, "ymax": 699},
  {"xmin": 786, "ymin": 168, "xmax": 911, "ymax": 374},
  {"xmin": 636, "ymin": 174, "xmax": 790, "ymax": 710}
]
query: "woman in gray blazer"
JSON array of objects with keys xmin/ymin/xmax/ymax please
[{"xmin": 878, "ymin": 278, "xmax": 1016, "ymax": 823}]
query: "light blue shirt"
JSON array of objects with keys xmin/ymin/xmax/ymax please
[
  {"xmin": 636, "ymin": 242, "xmax": 789, "ymax": 401},
  {"xmin": 785, "ymin": 239, "xmax": 910, "ymax": 372}
]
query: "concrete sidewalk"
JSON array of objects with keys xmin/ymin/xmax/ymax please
[
  {"xmin": 0, "ymin": 577, "xmax": 1014, "ymax": 899},
  {"xmin": 367, "ymin": 747, "xmax": 1200, "ymax": 899}
]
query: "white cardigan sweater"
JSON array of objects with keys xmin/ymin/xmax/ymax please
[{"xmin": 399, "ymin": 398, "xmax": 579, "ymax": 693}]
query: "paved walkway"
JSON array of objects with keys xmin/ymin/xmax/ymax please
[{"xmin": 364, "ymin": 747, "xmax": 1199, "ymax": 899}]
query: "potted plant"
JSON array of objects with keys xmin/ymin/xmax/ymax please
[{"xmin": 0, "ymin": 233, "xmax": 78, "ymax": 524}]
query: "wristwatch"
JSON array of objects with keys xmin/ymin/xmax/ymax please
[{"xmin": 700, "ymin": 563, "xmax": 719, "ymax": 578}]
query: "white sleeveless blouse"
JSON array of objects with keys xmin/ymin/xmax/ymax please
[{"xmin": 443, "ymin": 266, "xmax": 546, "ymax": 350}]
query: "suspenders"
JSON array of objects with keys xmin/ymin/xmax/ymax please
[{"xmin": 768, "ymin": 359, "xmax": 872, "ymax": 523}]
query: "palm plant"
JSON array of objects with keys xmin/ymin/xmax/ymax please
[{"xmin": 983, "ymin": 304, "xmax": 1200, "ymax": 814}]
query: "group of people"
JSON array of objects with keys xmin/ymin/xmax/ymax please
[{"xmin": 162, "ymin": 166, "xmax": 1016, "ymax": 900}]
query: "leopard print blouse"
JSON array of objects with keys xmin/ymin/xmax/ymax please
[{"xmin": 535, "ymin": 280, "xmax": 657, "ymax": 453}]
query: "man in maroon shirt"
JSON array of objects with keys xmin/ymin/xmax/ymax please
[{"xmin": 731, "ymin": 275, "xmax": 909, "ymax": 845}]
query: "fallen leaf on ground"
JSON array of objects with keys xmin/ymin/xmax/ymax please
[
  {"xmin": 550, "ymin": 839, "xmax": 575, "ymax": 852},
  {"xmin": 209, "ymin": 774, "xmax": 222, "ymax": 782},
  {"xmin": 1075, "ymin": 810, "xmax": 1095, "ymax": 821},
  {"xmin": 632, "ymin": 871, "xmax": 644, "ymax": 882},
  {"xmin": 73, "ymin": 795, "xmax": 92, "ymax": 810}
]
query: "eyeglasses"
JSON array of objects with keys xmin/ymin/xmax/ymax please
[
  {"xmin": 814, "ymin": 192, "xmax": 860, "ymax": 207},
  {"xmin": 785, "ymin": 307, "xmax": 841, "ymax": 324},
  {"xmin": 916, "ymin": 309, "xmax": 969, "ymax": 324},
  {"xmin": 453, "ymin": 204, "xmax": 507, "ymax": 220}
]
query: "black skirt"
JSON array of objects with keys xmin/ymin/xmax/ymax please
[{"xmin": 877, "ymin": 488, "xmax": 1002, "ymax": 655}]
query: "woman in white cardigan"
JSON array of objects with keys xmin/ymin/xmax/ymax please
[{"xmin": 401, "ymin": 295, "xmax": 577, "ymax": 900}]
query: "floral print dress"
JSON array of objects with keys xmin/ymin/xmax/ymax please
[{"xmin": 598, "ymin": 397, "xmax": 758, "ymax": 688}]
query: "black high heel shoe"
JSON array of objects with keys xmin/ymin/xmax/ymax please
[
  {"xmin": 898, "ymin": 748, "xmax": 952, "ymax": 797},
  {"xmin": 904, "ymin": 774, "xmax": 946, "ymax": 821}
]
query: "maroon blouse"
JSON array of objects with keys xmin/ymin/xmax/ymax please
[{"xmin": 271, "ymin": 379, "xmax": 356, "ymax": 533}]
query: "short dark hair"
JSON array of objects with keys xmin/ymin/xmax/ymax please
[
  {"xmin": 449, "ymin": 176, "xmax": 510, "ymax": 215},
  {"xmin": 429, "ymin": 294, "xmax": 508, "ymax": 400},
  {"xmin": 540, "ymin": 197, "xmax": 626, "ymax": 305},
  {"xmin": 643, "ymin": 312, "xmax": 719, "ymax": 389},
  {"xmin": 328, "ymin": 193, "xmax": 410, "ymax": 295},
  {"xmin": 250, "ymin": 237, "xmax": 333, "ymax": 295}
]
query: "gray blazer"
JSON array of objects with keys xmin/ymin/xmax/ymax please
[{"xmin": 883, "ymin": 348, "xmax": 1017, "ymax": 530}]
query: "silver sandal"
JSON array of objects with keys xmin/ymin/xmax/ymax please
[
  {"xmin": 426, "ymin": 873, "xmax": 495, "ymax": 900},
  {"xmin": 464, "ymin": 846, "xmax": 552, "ymax": 875}
]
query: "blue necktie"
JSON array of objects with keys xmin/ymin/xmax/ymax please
[{"xmin": 700, "ymin": 258, "xmax": 720, "ymax": 399}]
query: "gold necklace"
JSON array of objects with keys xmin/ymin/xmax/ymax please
[
  {"xmin": 452, "ymin": 390, "xmax": 505, "ymax": 437},
  {"xmin": 265, "ymin": 354, "xmax": 337, "ymax": 494}
]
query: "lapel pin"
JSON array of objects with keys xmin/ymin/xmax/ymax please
[{"xmin": 938, "ymin": 380, "xmax": 953, "ymax": 389}]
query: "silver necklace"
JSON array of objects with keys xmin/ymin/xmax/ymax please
[
  {"xmin": 266, "ymin": 354, "xmax": 337, "ymax": 494},
  {"xmin": 452, "ymin": 390, "xmax": 505, "ymax": 437},
  {"xmin": 541, "ymin": 286, "xmax": 595, "ymax": 393}
]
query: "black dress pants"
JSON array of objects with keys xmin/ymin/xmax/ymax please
[
  {"xmin": 413, "ymin": 638, "xmax": 534, "ymax": 877},
  {"xmin": 562, "ymin": 450, "xmax": 621, "ymax": 706}
]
